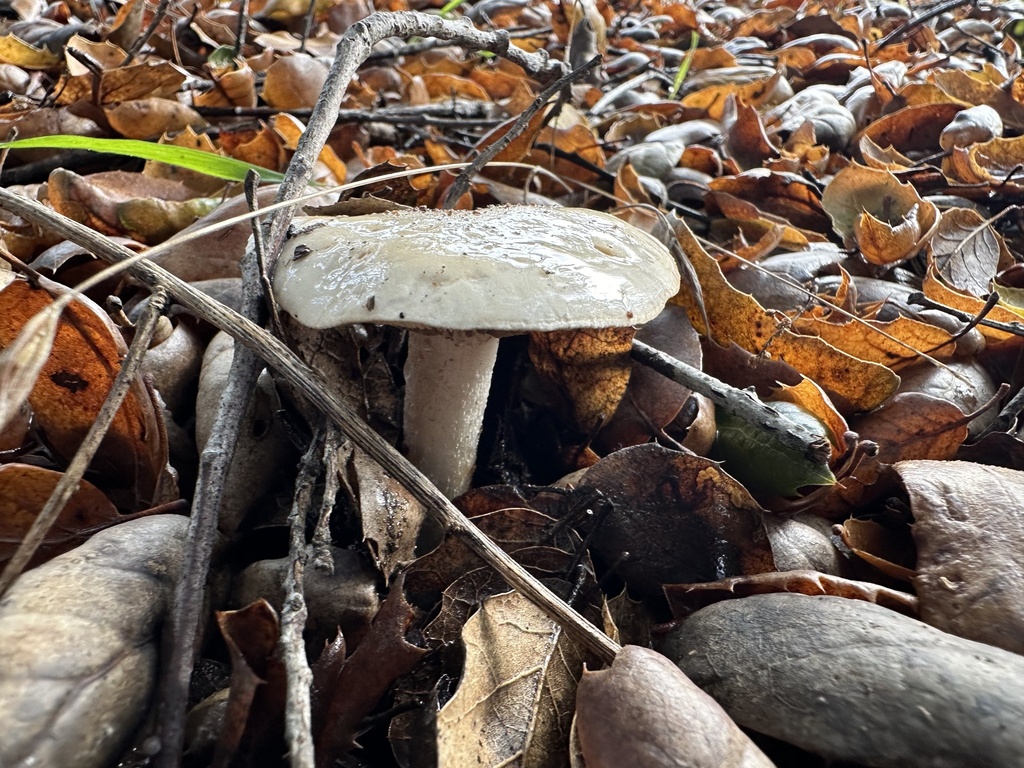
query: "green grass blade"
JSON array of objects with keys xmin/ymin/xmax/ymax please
[
  {"xmin": 0, "ymin": 135, "xmax": 287, "ymax": 183},
  {"xmin": 668, "ymin": 31, "xmax": 700, "ymax": 101}
]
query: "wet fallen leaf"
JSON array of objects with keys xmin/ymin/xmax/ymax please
[
  {"xmin": 0, "ymin": 515, "xmax": 187, "ymax": 768},
  {"xmin": 576, "ymin": 645, "xmax": 773, "ymax": 768},
  {"xmin": 897, "ymin": 460, "xmax": 1024, "ymax": 655},
  {"xmin": 576, "ymin": 443, "xmax": 775, "ymax": 597},
  {"xmin": 663, "ymin": 593, "xmax": 1024, "ymax": 767}
]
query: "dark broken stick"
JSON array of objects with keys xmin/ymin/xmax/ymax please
[{"xmin": 630, "ymin": 340, "xmax": 832, "ymax": 466}]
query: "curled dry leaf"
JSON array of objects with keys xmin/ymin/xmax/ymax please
[
  {"xmin": 897, "ymin": 460, "xmax": 1024, "ymax": 655},
  {"xmin": 664, "ymin": 569, "xmax": 918, "ymax": 620},
  {"xmin": 576, "ymin": 646, "xmax": 774, "ymax": 768},
  {"xmin": 671, "ymin": 218, "xmax": 898, "ymax": 412},
  {"xmin": 0, "ymin": 515, "xmax": 188, "ymax": 768},
  {"xmin": 437, "ymin": 590, "xmax": 592, "ymax": 768},
  {"xmin": 929, "ymin": 207, "xmax": 1007, "ymax": 298},
  {"xmin": 0, "ymin": 279, "xmax": 167, "ymax": 506},
  {"xmin": 821, "ymin": 163, "xmax": 939, "ymax": 266},
  {"xmin": 662, "ymin": 593, "xmax": 1024, "ymax": 767},
  {"xmin": 577, "ymin": 443, "xmax": 775, "ymax": 598},
  {"xmin": 339, "ymin": 441, "xmax": 428, "ymax": 582}
]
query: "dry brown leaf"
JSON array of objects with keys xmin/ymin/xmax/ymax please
[
  {"xmin": 214, "ymin": 600, "xmax": 287, "ymax": 766},
  {"xmin": 0, "ymin": 279, "xmax": 167, "ymax": 506},
  {"xmin": 437, "ymin": 590, "xmax": 591, "ymax": 768},
  {"xmin": 314, "ymin": 574, "xmax": 426, "ymax": 766},
  {"xmin": 104, "ymin": 98, "xmax": 208, "ymax": 140},
  {"xmin": 791, "ymin": 312, "xmax": 955, "ymax": 370},
  {"xmin": 852, "ymin": 392, "xmax": 968, "ymax": 464},
  {"xmin": 923, "ymin": 262, "xmax": 1024, "ymax": 346},
  {"xmin": 0, "ymin": 463, "xmax": 122, "ymax": 567},
  {"xmin": 576, "ymin": 646, "xmax": 773, "ymax": 768},
  {"xmin": 663, "ymin": 593, "xmax": 1024, "ymax": 767},
  {"xmin": 340, "ymin": 442, "xmax": 427, "ymax": 582},
  {"xmin": 930, "ymin": 208, "xmax": 1007, "ymax": 297},
  {"xmin": 855, "ymin": 102, "xmax": 962, "ymax": 155},
  {"xmin": 821, "ymin": 163, "xmax": 938, "ymax": 266},
  {"xmin": 55, "ymin": 60, "xmax": 188, "ymax": 105},
  {"xmin": 0, "ymin": 30, "xmax": 62, "ymax": 69},
  {"xmin": 671, "ymin": 220, "xmax": 899, "ymax": 412},
  {"xmin": 262, "ymin": 54, "xmax": 330, "ymax": 109},
  {"xmin": 897, "ymin": 460, "xmax": 1024, "ymax": 655},
  {"xmin": 529, "ymin": 326, "xmax": 635, "ymax": 432}
]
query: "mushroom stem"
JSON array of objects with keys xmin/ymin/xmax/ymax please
[{"xmin": 403, "ymin": 330, "xmax": 499, "ymax": 498}]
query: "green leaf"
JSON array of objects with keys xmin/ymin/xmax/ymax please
[
  {"xmin": 713, "ymin": 402, "xmax": 836, "ymax": 498},
  {"xmin": 0, "ymin": 136, "xmax": 286, "ymax": 183}
]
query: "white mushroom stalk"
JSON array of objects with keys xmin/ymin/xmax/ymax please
[
  {"xmin": 272, "ymin": 206, "xmax": 680, "ymax": 498},
  {"xmin": 403, "ymin": 330, "xmax": 498, "ymax": 498}
]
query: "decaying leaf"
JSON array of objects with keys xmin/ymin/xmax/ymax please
[
  {"xmin": 529, "ymin": 326, "xmax": 636, "ymax": 432},
  {"xmin": 313, "ymin": 574, "xmax": 426, "ymax": 766},
  {"xmin": 437, "ymin": 589, "xmax": 591, "ymax": 768},
  {"xmin": 821, "ymin": 163, "xmax": 939, "ymax": 266},
  {"xmin": 0, "ymin": 515, "xmax": 188, "ymax": 768},
  {"xmin": 211, "ymin": 600, "xmax": 288, "ymax": 766},
  {"xmin": 897, "ymin": 460, "xmax": 1024, "ymax": 655},
  {"xmin": 663, "ymin": 593, "xmax": 1024, "ymax": 767},
  {"xmin": 0, "ymin": 278, "xmax": 168, "ymax": 506},
  {"xmin": 0, "ymin": 463, "xmax": 122, "ymax": 567},
  {"xmin": 577, "ymin": 443, "xmax": 775, "ymax": 597}
]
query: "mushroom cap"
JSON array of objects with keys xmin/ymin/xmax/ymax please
[{"xmin": 272, "ymin": 206, "xmax": 680, "ymax": 332}]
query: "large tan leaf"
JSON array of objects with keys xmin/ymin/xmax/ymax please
[
  {"xmin": 821, "ymin": 163, "xmax": 938, "ymax": 266},
  {"xmin": 0, "ymin": 515, "xmax": 188, "ymax": 768},
  {"xmin": 437, "ymin": 590, "xmax": 589, "ymax": 768},
  {"xmin": 662, "ymin": 593, "xmax": 1024, "ymax": 767},
  {"xmin": 897, "ymin": 460, "xmax": 1024, "ymax": 655}
]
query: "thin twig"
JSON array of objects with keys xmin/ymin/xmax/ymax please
[
  {"xmin": 155, "ymin": 216, "xmax": 271, "ymax": 766},
  {"xmin": 122, "ymin": 0, "xmax": 172, "ymax": 65},
  {"xmin": 874, "ymin": 0, "xmax": 973, "ymax": 49},
  {"xmin": 280, "ymin": 433, "xmax": 320, "ymax": 768},
  {"xmin": 630, "ymin": 340, "xmax": 832, "ymax": 465},
  {"xmin": 0, "ymin": 287, "xmax": 169, "ymax": 596}
]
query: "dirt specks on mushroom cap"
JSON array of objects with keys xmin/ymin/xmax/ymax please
[{"xmin": 273, "ymin": 206, "xmax": 680, "ymax": 332}]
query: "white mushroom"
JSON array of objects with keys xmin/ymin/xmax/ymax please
[{"xmin": 273, "ymin": 206, "xmax": 680, "ymax": 498}]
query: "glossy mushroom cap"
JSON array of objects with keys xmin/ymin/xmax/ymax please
[
  {"xmin": 272, "ymin": 206, "xmax": 681, "ymax": 332},
  {"xmin": 272, "ymin": 205, "xmax": 681, "ymax": 498}
]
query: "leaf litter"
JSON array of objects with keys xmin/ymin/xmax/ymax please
[{"xmin": 0, "ymin": 0, "xmax": 1023, "ymax": 766}]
